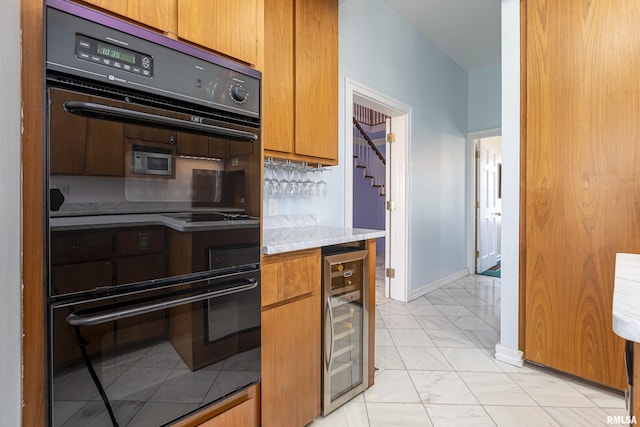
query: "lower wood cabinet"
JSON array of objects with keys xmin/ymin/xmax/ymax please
[
  {"xmin": 261, "ymin": 249, "xmax": 321, "ymax": 427},
  {"xmin": 173, "ymin": 384, "xmax": 259, "ymax": 427}
]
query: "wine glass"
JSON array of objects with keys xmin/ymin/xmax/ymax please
[{"xmin": 315, "ymin": 164, "xmax": 328, "ymax": 197}]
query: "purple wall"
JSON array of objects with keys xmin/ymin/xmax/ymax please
[{"xmin": 352, "ymin": 148, "xmax": 385, "ymax": 256}]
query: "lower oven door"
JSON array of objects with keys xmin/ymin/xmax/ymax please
[{"xmin": 49, "ymin": 270, "xmax": 260, "ymax": 427}]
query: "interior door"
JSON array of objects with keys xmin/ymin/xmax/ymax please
[
  {"xmin": 524, "ymin": 0, "xmax": 639, "ymax": 390},
  {"xmin": 476, "ymin": 139, "xmax": 500, "ymax": 273}
]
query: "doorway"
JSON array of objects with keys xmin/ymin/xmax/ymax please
[
  {"xmin": 466, "ymin": 129, "xmax": 502, "ymax": 276},
  {"xmin": 345, "ymin": 78, "xmax": 411, "ymax": 302}
]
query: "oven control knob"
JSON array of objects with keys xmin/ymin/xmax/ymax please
[{"xmin": 230, "ymin": 85, "xmax": 248, "ymax": 103}]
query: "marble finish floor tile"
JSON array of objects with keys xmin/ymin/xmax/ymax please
[
  {"xmin": 309, "ymin": 401, "xmax": 369, "ymax": 427},
  {"xmin": 381, "ymin": 314, "xmax": 423, "ymax": 329},
  {"xmin": 425, "ymin": 404, "xmax": 496, "ymax": 427},
  {"xmin": 439, "ymin": 348, "xmax": 502, "ymax": 373},
  {"xmin": 449, "ymin": 315, "xmax": 496, "ymax": 332},
  {"xmin": 375, "ymin": 328, "xmax": 394, "ymax": 346},
  {"xmin": 376, "ymin": 301, "xmax": 413, "ymax": 316},
  {"xmin": 366, "ymin": 402, "xmax": 433, "ymax": 427},
  {"xmin": 409, "ymin": 370, "xmax": 478, "ymax": 405},
  {"xmin": 458, "ymin": 372, "xmax": 537, "ymax": 406},
  {"xmin": 396, "ymin": 346, "xmax": 452, "ymax": 371},
  {"xmin": 483, "ymin": 405, "xmax": 560, "ymax": 427},
  {"xmin": 544, "ymin": 407, "xmax": 622, "ymax": 427},
  {"xmin": 414, "ymin": 315, "xmax": 459, "ymax": 332},
  {"xmin": 427, "ymin": 328, "xmax": 478, "ymax": 348},
  {"xmin": 388, "ymin": 328, "xmax": 435, "ymax": 347},
  {"xmin": 363, "ymin": 369, "xmax": 421, "ymax": 403},
  {"xmin": 375, "ymin": 345, "xmax": 406, "ymax": 370},
  {"xmin": 314, "ymin": 274, "xmax": 625, "ymax": 427},
  {"xmin": 509, "ymin": 373, "xmax": 596, "ymax": 407},
  {"xmin": 433, "ymin": 304, "xmax": 475, "ymax": 318}
]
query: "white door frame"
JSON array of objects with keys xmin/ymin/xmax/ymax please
[
  {"xmin": 466, "ymin": 128, "xmax": 502, "ymax": 275},
  {"xmin": 344, "ymin": 77, "xmax": 411, "ymax": 302}
]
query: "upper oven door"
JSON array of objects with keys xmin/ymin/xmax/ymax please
[
  {"xmin": 47, "ymin": 87, "xmax": 260, "ymax": 209},
  {"xmin": 46, "ymin": 86, "xmax": 261, "ymax": 299}
]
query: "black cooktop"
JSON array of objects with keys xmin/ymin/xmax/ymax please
[{"xmin": 165, "ymin": 212, "xmax": 253, "ymax": 223}]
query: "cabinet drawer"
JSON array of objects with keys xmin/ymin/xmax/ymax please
[
  {"xmin": 262, "ymin": 248, "xmax": 320, "ymax": 307},
  {"xmin": 51, "ymin": 231, "xmax": 113, "ymax": 264},
  {"xmin": 117, "ymin": 228, "xmax": 165, "ymax": 256}
]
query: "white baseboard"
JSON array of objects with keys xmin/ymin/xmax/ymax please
[
  {"xmin": 495, "ymin": 343, "xmax": 524, "ymax": 367},
  {"xmin": 408, "ymin": 268, "xmax": 469, "ymax": 301}
]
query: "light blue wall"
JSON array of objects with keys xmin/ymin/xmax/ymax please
[
  {"xmin": 1, "ymin": 0, "xmax": 23, "ymax": 424},
  {"xmin": 468, "ymin": 63, "xmax": 502, "ymax": 132},
  {"xmin": 340, "ymin": 0, "xmax": 469, "ymax": 293}
]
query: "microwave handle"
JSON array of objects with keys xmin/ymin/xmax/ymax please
[
  {"xmin": 63, "ymin": 100, "xmax": 258, "ymax": 142},
  {"xmin": 66, "ymin": 279, "xmax": 258, "ymax": 327}
]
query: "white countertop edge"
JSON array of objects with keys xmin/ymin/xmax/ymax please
[
  {"xmin": 50, "ymin": 213, "xmax": 259, "ymax": 232},
  {"xmin": 262, "ymin": 227, "xmax": 386, "ymax": 255},
  {"xmin": 612, "ymin": 253, "xmax": 640, "ymax": 342}
]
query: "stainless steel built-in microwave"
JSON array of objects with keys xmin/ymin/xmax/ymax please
[{"xmin": 132, "ymin": 150, "xmax": 173, "ymax": 176}]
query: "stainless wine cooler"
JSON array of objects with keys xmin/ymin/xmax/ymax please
[{"xmin": 321, "ymin": 245, "xmax": 369, "ymax": 415}]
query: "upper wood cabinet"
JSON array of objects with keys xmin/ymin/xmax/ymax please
[
  {"xmin": 74, "ymin": 0, "xmax": 262, "ymax": 66},
  {"xmin": 77, "ymin": 0, "xmax": 175, "ymax": 32},
  {"xmin": 294, "ymin": 0, "xmax": 338, "ymax": 162},
  {"xmin": 177, "ymin": 0, "xmax": 260, "ymax": 66},
  {"xmin": 49, "ymin": 89, "xmax": 124, "ymax": 177},
  {"xmin": 263, "ymin": 0, "xmax": 338, "ymax": 165}
]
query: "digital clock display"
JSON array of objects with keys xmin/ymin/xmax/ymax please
[{"xmin": 97, "ymin": 42, "xmax": 136, "ymax": 64}]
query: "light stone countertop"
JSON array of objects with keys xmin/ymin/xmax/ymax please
[
  {"xmin": 612, "ymin": 253, "xmax": 640, "ymax": 342},
  {"xmin": 262, "ymin": 225, "xmax": 385, "ymax": 255},
  {"xmin": 50, "ymin": 213, "xmax": 259, "ymax": 232}
]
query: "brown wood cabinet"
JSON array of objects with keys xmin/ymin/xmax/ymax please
[
  {"xmin": 177, "ymin": 0, "xmax": 260, "ymax": 66},
  {"xmin": 49, "ymin": 90, "xmax": 125, "ymax": 176},
  {"xmin": 173, "ymin": 384, "xmax": 259, "ymax": 427},
  {"xmin": 522, "ymin": 0, "xmax": 640, "ymax": 390},
  {"xmin": 177, "ymin": 132, "xmax": 230, "ymax": 159},
  {"xmin": 261, "ymin": 248, "xmax": 321, "ymax": 427},
  {"xmin": 263, "ymin": 0, "xmax": 338, "ymax": 165},
  {"xmin": 74, "ymin": 0, "xmax": 262, "ymax": 66},
  {"xmin": 78, "ymin": 0, "xmax": 175, "ymax": 32}
]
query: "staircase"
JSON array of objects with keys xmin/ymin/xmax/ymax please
[{"xmin": 353, "ymin": 117, "xmax": 386, "ymax": 197}]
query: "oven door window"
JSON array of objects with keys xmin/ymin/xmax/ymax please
[{"xmin": 50, "ymin": 271, "xmax": 261, "ymax": 427}]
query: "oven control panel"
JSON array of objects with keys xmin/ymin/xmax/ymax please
[
  {"xmin": 46, "ymin": 4, "xmax": 261, "ymax": 119},
  {"xmin": 75, "ymin": 34, "xmax": 153, "ymax": 78}
]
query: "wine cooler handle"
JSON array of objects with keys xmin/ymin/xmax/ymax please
[{"xmin": 325, "ymin": 297, "xmax": 335, "ymax": 371}]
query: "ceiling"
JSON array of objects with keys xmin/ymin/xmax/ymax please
[{"xmin": 384, "ymin": 0, "xmax": 501, "ymax": 72}]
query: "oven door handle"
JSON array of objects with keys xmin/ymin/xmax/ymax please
[
  {"xmin": 63, "ymin": 100, "xmax": 258, "ymax": 142},
  {"xmin": 66, "ymin": 280, "xmax": 258, "ymax": 327}
]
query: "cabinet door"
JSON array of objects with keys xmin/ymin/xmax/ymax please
[
  {"xmin": 262, "ymin": 0, "xmax": 294, "ymax": 154},
  {"xmin": 262, "ymin": 295, "xmax": 320, "ymax": 427},
  {"xmin": 262, "ymin": 249, "xmax": 320, "ymax": 307},
  {"xmin": 294, "ymin": 0, "xmax": 338, "ymax": 162},
  {"xmin": 177, "ymin": 132, "xmax": 209, "ymax": 157},
  {"xmin": 524, "ymin": 0, "xmax": 637, "ymax": 390},
  {"xmin": 49, "ymin": 89, "xmax": 87, "ymax": 175},
  {"xmin": 85, "ymin": 97, "xmax": 124, "ymax": 176},
  {"xmin": 78, "ymin": 0, "xmax": 175, "ymax": 33},
  {"xmin": 197, "ymin": 398, "xmax": 256, "ymax": 427},
  {"xmin": 177, "ymin": 0, "xmax": 259, "ymax": 65}
]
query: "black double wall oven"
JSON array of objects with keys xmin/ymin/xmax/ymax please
[{"xmin": 45, "ymin": 2, "xmax": 261, "ymax": 426}]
